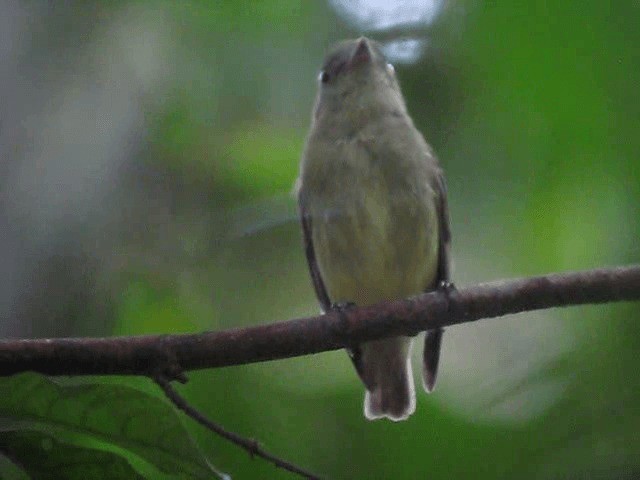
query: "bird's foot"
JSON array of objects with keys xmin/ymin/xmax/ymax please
[
  {"xmin": 330, "ymin": 301, "xmax": 357, "ymax": 312},
  {"xmin": 437, "ymin": 280, "xmax": 457, "ymax": 296}
]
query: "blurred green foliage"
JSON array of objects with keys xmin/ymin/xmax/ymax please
[{"xmin": 0, "ymin": 1, "xmax": 638, "ymax": 479}]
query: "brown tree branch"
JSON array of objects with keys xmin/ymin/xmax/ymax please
[
  {"xmin": 1, "ymin": 265, "xmax": 639, "ymax": 377},
  {"xmin": 154, "ymin": 375, "xmax": 322, "ymax": 480}
]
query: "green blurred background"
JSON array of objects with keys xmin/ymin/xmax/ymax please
[{"xmin": 1, "ymin": 1, "xmax": 639, "ymax": 478}]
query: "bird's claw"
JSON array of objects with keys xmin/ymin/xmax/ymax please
[
  {"xmin": 330, "ymin": 301, "xmax": 357, "ymax": 312},
  {"xmin": 437, "ymin": 280, "xmax": 456, "ymax": 296}
]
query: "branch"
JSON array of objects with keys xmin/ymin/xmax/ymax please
[
  {"xmin": 1, "ymin": 266, "xmax": 639, "ymax": 377},
  {"xmin": 154, "ymin": 375, "xmax": 321, "ymax": 480}
]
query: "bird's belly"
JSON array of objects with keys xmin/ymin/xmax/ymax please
[{"xmin": 312, "ymin": 194, "xmax": 438, "ymax": 306}]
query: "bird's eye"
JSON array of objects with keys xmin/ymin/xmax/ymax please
[
  {"xmin": 318, "ymin": 71, "xmax": 330, "ymax": 84},
  {"xmin": 386, "ymin": 63, "xmax": 395, "ymax": 74}
]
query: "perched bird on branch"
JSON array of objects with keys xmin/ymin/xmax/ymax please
[{"xmin": 297, "ymin": 37, "xmax": 451, "ymax": 421}]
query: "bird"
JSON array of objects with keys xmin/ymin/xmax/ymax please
[{"xmin": 296, "ymin": 37, "xmax": 451, "ymax": 421}]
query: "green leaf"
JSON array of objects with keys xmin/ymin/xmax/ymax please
[
  {"xmin": 0, "ymin": 430, "xmax": 143, "ymax": 480},
  {"xmin": 0, "ymin": 373, "xmax": 220, "ymax": 480},
  {"xmin": 0, "ymin": 450, "xmax": 30, "ymax": 480}
]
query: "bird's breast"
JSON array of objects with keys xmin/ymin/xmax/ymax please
[{"xmin": 310, "ymin": 173, "xmax": 439, "ymax": 306}]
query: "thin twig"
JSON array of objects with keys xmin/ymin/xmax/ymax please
[
  {"xmin": 0, "ymin": 265, "xmax": 639, "ymax": 377},
  {"xmin": 154, "ymin": 375, "xmax": 322, "ymax": 480}
]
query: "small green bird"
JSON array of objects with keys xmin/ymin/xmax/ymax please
[{"xmin": 296, "ymin": 38, "xmax": 451, "ymax": 421}]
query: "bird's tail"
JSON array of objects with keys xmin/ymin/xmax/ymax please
[
  {"xmin": 359, "ymin": 337, "xmax": 415, "ymax": 421},
  {"xmin": 422, "ymin": 328, "xmax": 444, "ymax": 392}
]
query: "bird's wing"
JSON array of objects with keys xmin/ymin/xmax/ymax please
[
  {"xmin": 423, "ymin": 170, "xmax": 451, "ymax": 392},
  {"xmin": 299, "ymin": 205, "xmax": 331, "ymax": 311},
  {"xmin": 435, "ymin": 171, "xmax": 452, "ymax": 284}
]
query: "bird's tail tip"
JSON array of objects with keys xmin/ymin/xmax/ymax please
[
  {"xmin": 422, "ymin": 328, "xmax": 444, "ymax": 393},
  {"xmin": 363, "ymin": 357, "xmax": 416, "ymax": 422}
]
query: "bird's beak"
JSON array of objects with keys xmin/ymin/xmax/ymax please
[{"xmin": 350, "ymin": 37, "xmax": 372, "ymax": 66}]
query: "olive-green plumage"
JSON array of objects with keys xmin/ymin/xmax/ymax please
[{"xmin": 297, "ymin": 38, "xmax": 450, "ymax": 421}]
